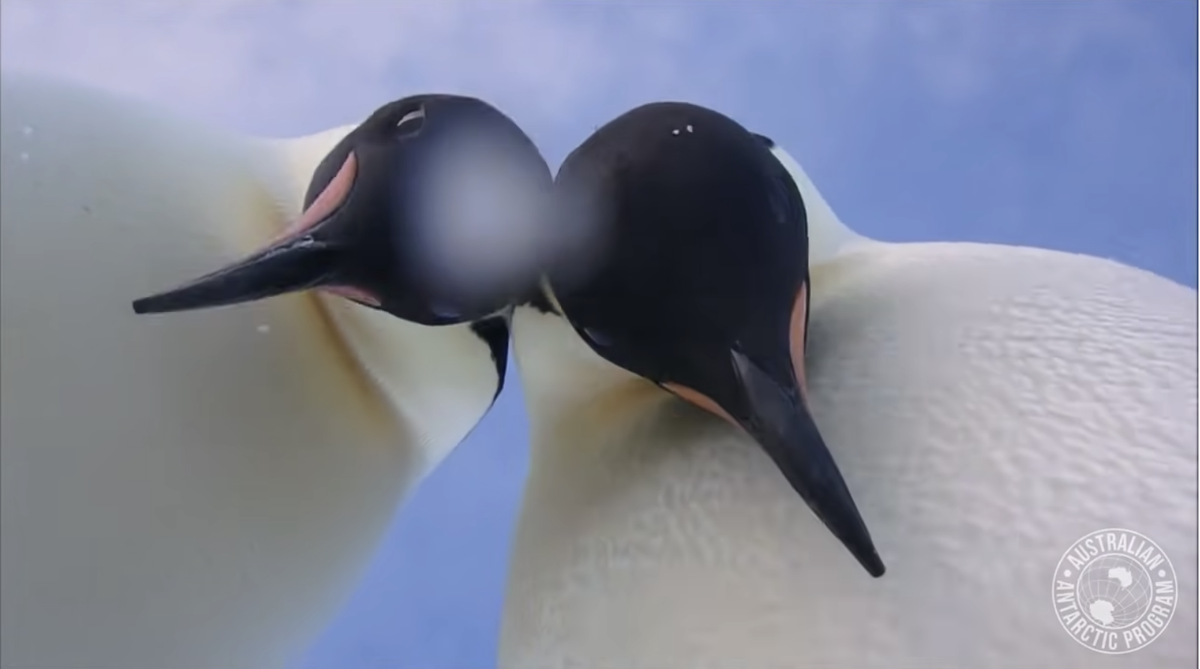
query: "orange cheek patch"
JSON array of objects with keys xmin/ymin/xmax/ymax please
[
  {"xmin": 662, "ymin": 282, "xmax": 811, "ymax": 429},
  {"xmin": 269, "ymin": 151, "xmax": 359, "ymax": 245},
  {"xmin": 663, "ymin": 382, "xmax": 739, "ymax": 428},
  {"xmin": 666, "ymin": 281, "xmax": 812, "ymax": 424},
  {"xmin": 320, "ymin": 285, "xmax": 382, "ymax": 307},
  {"xmin": 274, "ymin": 152, "xmax": 384, "ymax": 308},
  {"xmin": 789, "ymin": 282, "xmax": 810, "ymax": 400}
]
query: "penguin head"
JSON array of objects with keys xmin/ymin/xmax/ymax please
[
  {"xmin": 133, "ymin": 94, "xmax": 553, "ymax": 326},
  {"xmin": 545, "ymin": 101, "xmax": 885, "ymax": 578}
]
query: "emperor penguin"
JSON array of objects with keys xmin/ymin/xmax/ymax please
[
  {"xmin": 500, "ymin": 102, "xmax": 1197, "ymax": 667},
  {"xmin": 1, "ymin": 73, "xmax": 550, "ymax": 669}
]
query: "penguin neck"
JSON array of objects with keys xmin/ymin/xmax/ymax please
[
  {"xmin": 511, "ymin": 304, "xmax": 670, "ymax": 461},
  {"xmin": 249, "ymin": 127, "xmax": 502, "ymax": 479},
  {"xmin": 506, "ymin": 302, "xmax": 827, "ymax": 666},
  {"xmin": 766, "ymin": 145, "xmax": 876, "ymax": 268},
  {"xmin": 319, "ymin": 300, "xmax": 503, "ymax": 478}
]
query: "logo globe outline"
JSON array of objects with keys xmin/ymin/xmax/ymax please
[
  {"xmin": 1052, "ymin": 527, "xmax": 1178, "ymax": 656},
  {"xmin": 1074, "ymin": 552, "xmax": 1153, "ymax": 631}
]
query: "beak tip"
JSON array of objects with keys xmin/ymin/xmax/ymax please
[
  {"xmin": 862, "ymin": 551, "xmax": 886, "ymax": 578},
  {"xmin": 839, "ymin": 517, "xmax": 886, "ymax": 578},
  {"xmin": 131, "ymin": 294, "xmax": 171, "ymax": 315}
]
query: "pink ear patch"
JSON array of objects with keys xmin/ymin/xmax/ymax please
[
  {"xmin": 666, "ymin": 283, "xmax": 812, "ymax": 427},
  {"xmin": 320, "ymin": 285, "xmax": 382, "ymax": 307},
  {"xmin": 788, "ymin": 282, "xmax": 810, "ymax": 400},
  {"xmin": 663, "ymin": 381, "xmax": 739, "ymax": 427},
  {"xmin": 269, "ymin": 151, "xmax": 359, "ymax": 245}
]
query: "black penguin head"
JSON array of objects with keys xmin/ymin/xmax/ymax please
[
  {"xmin": 132, "ymin": 94, "xmax": 553, "ymax": 325},
  {"xmin": 546, "ymin": 101, "xmax": 885, "ymax": 578}
]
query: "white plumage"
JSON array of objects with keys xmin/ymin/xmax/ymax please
[
  {"xmin": 0, "ymin": 73, "xmax": 502, "ymax": 668},
  {"xmin": 499, "ymin": 142, "xmax": 1197, "ymax": 668}
]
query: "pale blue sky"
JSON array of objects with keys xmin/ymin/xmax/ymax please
[{"xmin": 3, "ymin": 1, "xmax": 1195, "ymax": 667}]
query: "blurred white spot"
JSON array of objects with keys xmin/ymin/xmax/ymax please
[
  {"xmin": 256, "ymin": 324, "xmax": 270, "ymax": 334},
  {"xmin": 672, "ymin": 128, "xmax": 680, "ymax": 135},
  {"xmin": 412, "ymin": 131, "xmax": 600, "ymax": 302},
  {"xmin": 686, "ymin": 124, "xmax": 694, "ymax": 133},
  {"xmin": 19, "ymin": 152, "xmax": 29, "ymax": 161},
  {"xmin": 21, "ymin": 126, "xmax": 33, "ymax": 137}
]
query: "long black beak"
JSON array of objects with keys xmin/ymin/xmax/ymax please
[
  {"xmin": 131, "ymin": 233, "xmax": 342, "ymax": 314},
  {"xmin": 133, "ymin": 150, "xmax": 361, "ymax": 315},
  {"xmin": 730, "ymin": 350, "xmax": 886, "ymax": 577}
]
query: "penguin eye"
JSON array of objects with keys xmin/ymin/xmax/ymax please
[{"xmin": 395, "ymin": 106, "xmax": 426, "ymax": 137}]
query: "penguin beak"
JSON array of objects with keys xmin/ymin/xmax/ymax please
[
  {"xmin": 131, "ymin": 235, "xmax": 343, "ymax": 314},
  {"xmin": 663, "ymin": 286, "xmax": 885, "ymax": 578},
  {"xmin": 726, "ymin": 350, "xmax": 885, "ymax": 578},
  {"xmin": 132, "ymin": 152, "xmax": 369, "ymax": 315}
]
